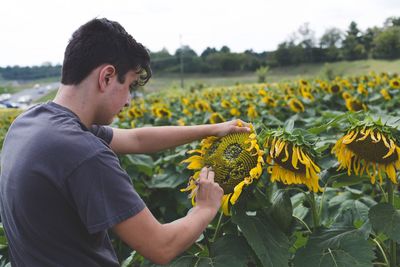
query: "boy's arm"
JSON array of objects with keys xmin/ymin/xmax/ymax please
[
  {"xmin": 110, "ymin": 119, "xmax": 250, "ymax": 154},
  {"xmin": 112, "ymin": 167, "xmax": 222, "ymax": 265}
]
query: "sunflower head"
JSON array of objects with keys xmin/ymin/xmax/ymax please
[
  {"xmin": 329, "ymin": 84, "xmax": 342, "ymax": 94},
  {"xmin": 389, "ymin": 78, "xmax": 400, "ymax": 89},
  {"xmin": 209, "ymin": 112, "xmax": 226, "ymax": 124},
  {"xmin": 263, "ymin": 128, "xmax": 322, "ymax": 192},
  {"xmin": 332, "ymin": 117, "xmax": 400, "ymax": 185},
  {"xmin": 288, "ymin": 98, "xmax": 305, "ymax": 113},
  {"xmin": 345, "ymin": 97, "xmax": 368, "ymax": 112},
  {"xmin": 181, "ymin": 125, "xmax": 264, "ymax": 215}
]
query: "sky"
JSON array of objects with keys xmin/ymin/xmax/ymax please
[{"xmin": 1, "ymin": 0, "xmax": 399, "ymax": 67}]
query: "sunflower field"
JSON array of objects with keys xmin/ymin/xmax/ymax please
[
  {"xmin": 1, "ymin": 72, "xmax": 400, "ymax": 266},
  {"xmin": 113, "ymin": 72, "xmax": 400, "ymax": 267}
]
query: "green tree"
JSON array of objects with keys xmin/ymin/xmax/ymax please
[
  {"xmin": 319, "ymin": 27, "xmax": 343, "ymax": 61},
  {"xmin": 342, "ymin": 21, "xmax": 368, "ymax": 60},
  {"xmin": 372, "ymin": 26, "xmax": 400, "ymax": 59}
]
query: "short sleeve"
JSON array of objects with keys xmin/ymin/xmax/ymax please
[
  {"xmin": 66, "ymin": 149, "xmax": 146, "ymax": 234},
  {"xmin": 90, "ymin": 125, "xmax": 113, "ymax": 144}
]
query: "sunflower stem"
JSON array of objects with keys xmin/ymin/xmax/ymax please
[
  {"xmin": 372, "ymin": 238, "xmax": 389, "ymax": 267},
  {"xmin": 211, "ymin": 211, "xmax": 224, "ymax": 242},
  {"xmin": 387, "ymin": 180, "xmax": 397, "ymax": 267},
  {"xmin": 309, "ymin": 192, "xmax": 320, "ymax": 229}
]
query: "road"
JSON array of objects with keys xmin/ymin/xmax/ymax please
[{"xmin": 9, "ymin": 82, "xmax": 60, "ymax": 103}]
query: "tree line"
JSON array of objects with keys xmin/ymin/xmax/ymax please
[{"xmin": 1, "ymin": 17, "xmax": 400, "ymax": 80}]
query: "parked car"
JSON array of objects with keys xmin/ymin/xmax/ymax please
[
  {"xmin": 0, "ymin": 101, "xmax": 20, "ymax": 108},
  {"xmin": 17, "ymin": 95, "xmax": 32, "ymax": 104}
]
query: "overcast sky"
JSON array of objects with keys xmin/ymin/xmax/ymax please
[{"xmin": 1, "ymin": 0, "xmax": 399, "ymax": 67}]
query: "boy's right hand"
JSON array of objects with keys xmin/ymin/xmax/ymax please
[{"xmin": 195, "ymin": 167, "xmax": 224, "ymax": 213}]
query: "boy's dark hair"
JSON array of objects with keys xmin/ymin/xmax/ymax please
[{"xmin": 61, "ymin": 18, "xmax": 151, "ymax": 86}]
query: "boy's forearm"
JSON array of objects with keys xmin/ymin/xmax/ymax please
[
  {"xmin": 160, "ymin": 206, "xmax": 217, "ymax": 261},
  {"xmin": 133, "ymin": 125, "xmax": 217, "ymax": 153}
]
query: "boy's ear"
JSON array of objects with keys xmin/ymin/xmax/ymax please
[{"xmin": 98, "ymin": 65, "xmax": 116, "ymax": 91}]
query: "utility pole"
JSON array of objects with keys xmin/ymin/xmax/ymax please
[{"xmin": 179, "ymin": 34, "xmax": 184, "ymax": 89}]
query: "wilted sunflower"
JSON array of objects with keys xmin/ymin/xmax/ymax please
[
  {"xmin": 332, "ymin": 118, "xmax": 400, "ymax": 184},
  {"xmin": 181, "ymin": 125, "xmax": 264, "ymax": 215},
  {"xmin": 264, "ymin": 129, "xmax": 322, "ymax": 192}
]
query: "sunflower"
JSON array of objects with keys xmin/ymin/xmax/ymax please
[
  {"xmin": 230, "ymin": 108, "xmax": 241, "ymax": 117},
  {"xmin": 357, "ymin": 84, "xmax": 368, "ymax": 96},
  {"xmin": 380, "ymin": 89, "xmax": 391, "ymax": 100},
  {"xmin": 155, "ymin": 107, "xmax": 172, "ymax": 119},
  {"xmin": 181, "ymin": 125, "xmax": 264, "ymax": 215},
  {"xmin": 127, "ymin": 107, "xmax": 144, "ymax": 119},
  {"xmin": 389, "ymin": 78, "xmax": 400, "ymax": 89},
  {"xmin": 209, "ymin": 112, "xmax": 226, "ymax": 124},
  {"xmin": 195, "ymin": 100, "xmax": 213, "ymax": 112},
  {"xmin": 342, "ymin": 91, "xmax": 352, "ymax": 101},
  {"xmin": 247, "ymin": 105, "xmax": 258, "ymax": 119},
  {"xmin": 345, "ymin": 97, "xmax": 368, "ymax": 112},
  {"xmin": 264, "ymin": 129, "xmax": 322, "ymax": 192},
  {"xmin": 221, "ymin": 100, "xmax": 232, "ymax": 109},
  {"xmin": 332, "ymin": 119, "xmax": 400, "ymax": 185},
  {"xmin": 329, "ymin": 84, "xmax": 342, "ymax": 94},
  {"xmin": 262, "ymin": 96, "xmax": 277, "ymax": 107},
  {"xmin": 288, "ymin": 98, "xmax": 305, "ymax": 113}
]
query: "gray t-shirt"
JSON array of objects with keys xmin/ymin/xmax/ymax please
[{"xmin": 0, "ymin": 102, "xmax": 146, "ymax": 266}]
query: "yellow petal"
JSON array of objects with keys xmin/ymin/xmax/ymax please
[
  {"xmin": 386, "ymin": 164, "xmax": 397, "ymax": 184},
  {"xmin": 292, "ymin": 146, "xmax": 299, "ymax": 169},
  {"xmin": 281, "ymin": 143, "xmax": 289, "ymax": 162},
  {"xmin": 381, "ymin": 134, "xmax": 390, "ymax": 148},
  {"xmin": 221, "ymin": 194, "xmax": 231, "ymax": 215},
  {"xmin": 342, "ymin": 131, "xmax": 357, "ymax": 144},
  {"xmin": 230, "ymin": 181, "xmax": 246, "ymax": 205},
  {"xmin": 383, "ymin": 139, "xmax": 396, "ymax": 159},
  {"xmin": 357, "ymin": 128, "xmax": 371, "ymax": 141}
]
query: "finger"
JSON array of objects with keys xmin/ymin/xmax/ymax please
[
  {"xmin": 237, "ymin": 119, "xmax": 250, "ymax": 128},
  {"xmin": 207, "ymin": 168, "xmax": 215, "ymax": 182},
  {"xmin": 236, "ymin": 126, "xmax": 251, "ymax": 133},
  {"xmin": 200, "ymin": 166, "xmax": 209, "ymax": 179}
]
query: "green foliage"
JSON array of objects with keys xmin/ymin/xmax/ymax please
[
  {"xmin": 232, "ymin": 211, "xmax": 290, "ymax": 266},
  {"xmin": 270, "ymin": 190, "xmax": 293, "ymax": 233},
  {"xmin": 294, "ymin": 210, "xmax": 375, "ymax": 267},
  {"xmin": 372, "ymin": 26, "xmax": 400, "ymax": 59},
  {"xmin": 256, "ymin": 66, "xmax": 269, "ymax": 83},
  {"xmin": 369, "ymin": 203, "xmax": 400, "ymax": 242},
  {"xmin": 0, "ymin": 65, "xmax": 61, "ymax": 80}
]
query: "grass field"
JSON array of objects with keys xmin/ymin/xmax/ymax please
[
  {"xmin": 14, "ymin": 58, "xmax": 400, "ymax": 103},
  {"xmin": 144, "ymin": 59, "xmax": 400, "ymax": 92}
]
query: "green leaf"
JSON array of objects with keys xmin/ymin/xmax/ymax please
[
  {"xmin": 165, "ymin": 235, "xmax": 254, "ymax": 267},
  {"xmin": 294, "ymin": 208, "xmax": 375, "ymax": 267},
  {"xmin": 210, "ymin": 234, "xmax": 253, "ymax": 265},
  {"xmin": 195, "ymin": 255, "xmax": 245, "ymax": 267},
  {"xmin": 329, "ymin": 172, "xmax": 370, "ymax": 188},
  {"xmin": 369, "ymin": 203, "xmax": 400, "ymax": 242},
  {"xmin": 143, "ymin": 168, "xmax": 186, "ymax": 189},
  {"xmin": 293, "ymin": 234, "xmax": 374, "ymax": 267},
  {"xmin": 126, "ymin": 154, "xmax": 154, "ymax": 176},
  {"xmin": 232, "ymin": 212, "xmax": 290, "ymax": 267},
  {"xmin": 270, "ymin": 190, "xmax": 293, "ymax": 233},
  {"xmin": 290, "ymin": 231, "xmax": 309, "ymax": 254}
]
